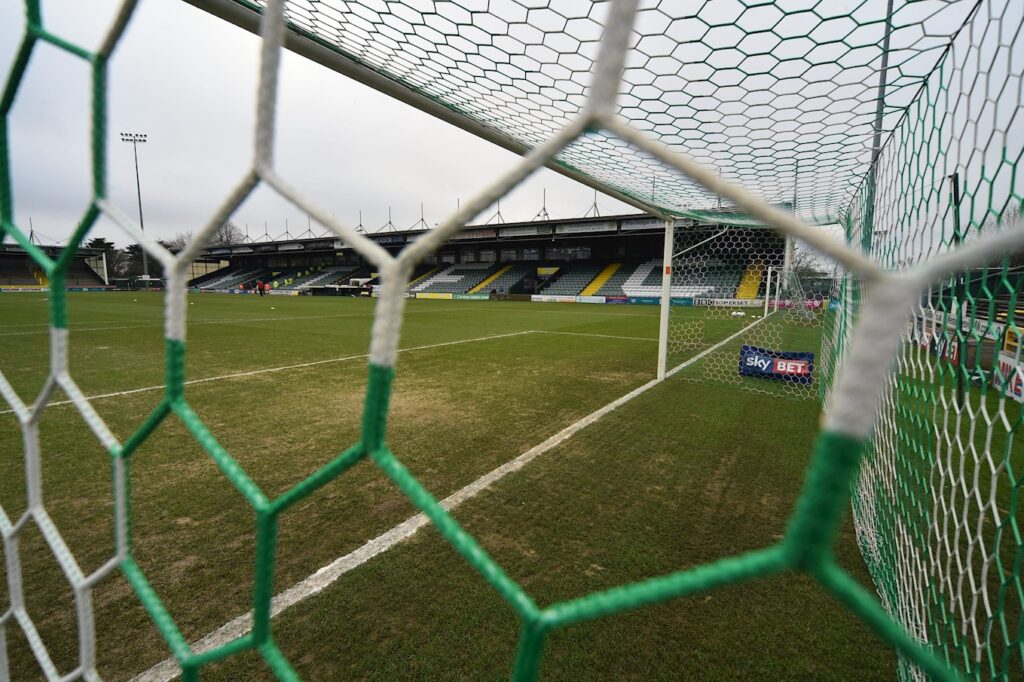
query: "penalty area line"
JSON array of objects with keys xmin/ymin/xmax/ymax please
[
  {"xmin": 536, "ymin": 330, "xmax": 657, "ymax": 342},
  {"xmin": 132, "ymin": 318, "xmax": 757, "ymax": 681},
  {"xmin": 0, "ymin": 331, "xmax": 534, "ymax": 416},
  {"xmin": 667, "ymin": 314, "xmax": 769, "ymax": 378},
  {"xmin": 0, "ymin": 305, "xmax": 483, "ymax": 337}
]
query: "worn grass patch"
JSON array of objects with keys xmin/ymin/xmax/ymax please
[{"xmin": 0, "ymin": 292, "xmax": 897, "ymax": 680}]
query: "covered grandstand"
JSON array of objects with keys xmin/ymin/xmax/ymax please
[
  {"xmin": 189, "ymin": 212, "xmax": 789, "ymax": 303},
  {"xmin": 0, "ymin": 244, "xmax": 112, "ymax": 292}
]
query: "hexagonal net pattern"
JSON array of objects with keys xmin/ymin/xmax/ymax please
[
  {"xmin": 0, "ymin": 2, "xmax": 1021, "ymax": 682},
  {"xmin": 212, "ymin": 0, "xmax": 982, "ymax": 224},
  {"xmin": 665, "ymin": 225, "xmax": 828, "ymax": 400}
]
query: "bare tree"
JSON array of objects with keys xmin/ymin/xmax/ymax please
[
  {"xmin": 791, "ymin": 246, "xmax": 832, "ymax": 279},
  {"xmin": 166, "ymin": 231, "xmax": 193, "ymax": 253},
  {"xmin": 210, "ymin": 221, "xmax": 245, "ymax": 246}
]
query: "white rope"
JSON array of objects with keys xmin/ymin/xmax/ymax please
[
  {"xmin": 599, "ymin": 115, "xmax": 883, "ymax": 279},
  {"xmin": 254, "ymin": 0, "xmax": 286, "ymax": 169},
  {"xmin": 587, "ymin": 0, "xmax": 640, "ymax": 119}
]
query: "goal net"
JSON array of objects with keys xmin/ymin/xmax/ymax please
[
  {"xmin": 1, "ymin": 0, "xmax": 1022, "ymax": 680},
  {"xmin": 666, "ymin": 222, "xmax": 829, "ymax": 400}
]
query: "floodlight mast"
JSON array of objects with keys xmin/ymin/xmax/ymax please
[{"xmin": 120, "ymin": 132, "xmax": 150, "ymax": 282}]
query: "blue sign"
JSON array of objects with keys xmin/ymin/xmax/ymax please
[
  {"xmin": 670, "ymin": 297, "xmax": 694, "ymax": 306},
  {"xmin": 738, "ymin": 345, "xmax": 815, "ymax": 385},
  {"xmin": 628, "ymin": 296, "xmax": 660, "ymax": 305}
]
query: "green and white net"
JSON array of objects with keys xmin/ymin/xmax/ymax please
[
  {"xmin": 666, "ymin": 225, "xmax": 828, "ymax": 399},
  {"xmin": 1, "ymin": 0, "xmax": 1022, "ymax": 681}
]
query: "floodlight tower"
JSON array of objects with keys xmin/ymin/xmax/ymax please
[{"xmin": 121, "ymin": 132, "xmax": 150, "ymax": 280}]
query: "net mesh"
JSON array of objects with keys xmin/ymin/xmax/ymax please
[
  {"xmin": 0, "ymin": 1, "xmax": 1021, "ymax": 681},
  {"xmin": 666, "ymin": 225, "xmax": 828, "ymax": 399},
  {"xmin": 236, "ymin": 0, "xmax": 979, "ymax": 223},
  {"xmin": 832, "ymin": 0, "xmax": 1024, "ymax": 677}
]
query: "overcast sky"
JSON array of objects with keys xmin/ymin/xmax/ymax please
[{"xmin": 0, "ymin": 0, "xmax": 636, "ymax": 248}]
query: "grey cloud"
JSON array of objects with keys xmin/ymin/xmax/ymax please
[{"xmin": 0, "ymin": 0, "xmax": 633, "ymax": 249}]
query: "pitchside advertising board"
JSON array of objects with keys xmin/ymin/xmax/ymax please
[
  {"xmin": 995, "ymin": 351, "xmax": 1024, "ymax": 402},
  {"xmin": 738, "ymin": 345, "xmax": 815, "ymax": 384}
]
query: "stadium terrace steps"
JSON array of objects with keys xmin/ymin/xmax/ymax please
[
  {"xmin": 66, "ymin": 260, "xmax": 106, "ymax": 287},
  {"xmin": 0, "ymin": 256, "xmax": 41, "ymax": 285},
  {"xmin": 190, "ymin": 256, "xmax": 749, "ymax": 298},
  {"xmin": 200, "ymin": 267, "xmax": 265, "ymax": 290},
  {"xmin": 412, "ymin": 263, "xmax": 499, "ymax": 294},
  {"xmin": 735, "ymin": 264, "xmax": 764, "ymax": 298},
  {"xmin": 595, "ymin": 262, "xmax": 636, "ymax": 296},
  {"xmin": 282, "ymin": 265, "xmax": 357, "ymax": 289},
  {"xmin": 469, "ymin": 264, "xmax": 514, "ymax": 293},
  {"xmin": 621, "ymin": 260, "xmax": 659, "ymax": 295},
  {"xmin": 330, "ymin": 266, "xmax": 372, "ymax": 286},
  {"xmin": 408, "ymin": 266, "xmax": 441, "ymax": 288},
  {"xmin": 188, "ymin": 266, "xmax": 231, "ymax": 287},
  {"xmin": 611, "ymin": 258, "xmax": 745, "ymax": 298},
  {"xmin": 253, "ymin": 269, "xmax": 305, "ymax": 290},
  {"xmin": 539, "ymin": 262, "xmax": 605, "ymax": 296},
  {"xmin": 481, "ymin": 263, "xmax": 532, "ymax": 294},
  {"xmin": 580, "ymin": 263, "xmax": 621, "ymax": 296}
]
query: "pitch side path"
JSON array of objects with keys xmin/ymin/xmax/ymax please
[{"xmin": 0, "ymin": 292, "xmax": 892, "ymax": 679}]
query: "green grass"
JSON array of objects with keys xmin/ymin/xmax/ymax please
[{"xmin": 0, "ymin": 292, "xmax": 895, "ymax": 680}]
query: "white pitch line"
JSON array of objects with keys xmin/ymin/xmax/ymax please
[
  {"xmin": 0, "ymin": 306, "xmax": 478, "ymax": 337},
  {"xmin": 536, "ymin": 330, "xmax": 657, "ymax": 342},
  {"xmin": 470, "ymin": 305, "xmax": 658, "ymax": 318},
  {"xmin": 0, "ymin": 331, "xmax": 534, "ymax": 416},
  {"xmin": 132, "ymin": 318, "xmax": 764, "ymax": 682},
  {"xmin": 667, "ymin": 314, "xmax": 769, "ymax": 378}
]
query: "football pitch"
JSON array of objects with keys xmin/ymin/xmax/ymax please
[{"xmin": 0, "ymin": 292, "xmax": 894, "ymax": 680}]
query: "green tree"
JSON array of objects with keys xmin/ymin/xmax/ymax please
[{"xmin": 86, "ymin": 236, "xmax": 124, "ymax": 276}]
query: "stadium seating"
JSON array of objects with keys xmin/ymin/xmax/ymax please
[
  {"xmin": 595, "ymin": 262, "xmax": 636, "ymax": 296},
  {"xmin": 605, "ymin": 258, "xmax": 745, "ymax": 298},
  {"xmin": 198, "ymin": 267, "xmax": 265, "ymax": 290},
  {"xmin": 474, "ymin": 263, "xmax": 531, "ymax": 294},
  {"xmin": 65, "ymin": 259, "xmax": 106, "ymax": 286},
  {"xmin": 188, "ymin": 267, "xmax": 232, "ymax": 287},
  {"xmin": 412, "ymin": 263, "xmax": 497, "ymax": 294},
  {"xmin": 539, "ymin": 262, "xmax": 603, "ymax": 296},
  {"xmin": 185, "ymin": 250, "xmax": 754, "ymax": 298},
  {"xmin": 0, "ymin": 256, "xmax": 39, "ymax": 285},
  {"xmin": 237, "ymin": 268, "xmax": 303, "ymax": 290},
  {"xmin": 0, "ymin": 255, "xmax": 105, "ymax": 287},
  {"xmin": 280, "ymin": 265, "xmax": 357, "ymax": 289}
]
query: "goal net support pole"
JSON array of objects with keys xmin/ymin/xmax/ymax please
[{"xmin": 657, "ymin": 218, "xmax": 674, "ymax": 380}]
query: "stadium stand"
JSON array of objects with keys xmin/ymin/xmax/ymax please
[
  {"xmin": 581, "ymin": 263, "xmax": 621, "ymax": 296},
  {"xmin": 539, "ymin": 262, "xmax": 603, "ymax": 296},
  {"xmin": 607, "ymin": 258, "xmax": 745, "ymax": 298},
  {"xmin": 0, "ymin": 255, "xmax": 39, "ymax": 286},
  {"xmin": 472, "ymin": 263, "xmax": 532, "ymax": 294},
  {"xmin": 198, "ymin": 267, "xmax": 264, "ymax": 290},
  {"xmin": 282, "ymin": 265, "xmax": 357, "ymax": 289},
  {"xmin": 734, "ymin": 264, "xmax": 763, "ymax": 299},
  {"xmin": 323, "ymin": 266, "xmax": 373, "ymax": 286},
  {"xmin": 238, "ymin": 268, "xmax": 302, "ymax": 290},
  {"xmin": 66, "ymin": 259, "xmax": 105, "ymax": 287},
  {"xmin": 1, "ymin": 252, "xmax": 107, "ymax": 288},
  {"xmin": 595, "ymin": 261, "xmax": 636, "ymax": 297},
  {"xmin": 188, "ymin": 267, "xmax": 231, "ymax": 288},
  {"xmin": 412, "ymin": 263, "xmax": 497, "ymax": 294},
  {"xmin": 406, "ymin": 265, "xmax": 440, "ymax": 288}
]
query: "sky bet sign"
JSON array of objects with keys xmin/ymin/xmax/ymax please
[{"xmin": 739, "ymin": 345, "xmax": 815, "ymax": 385}]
